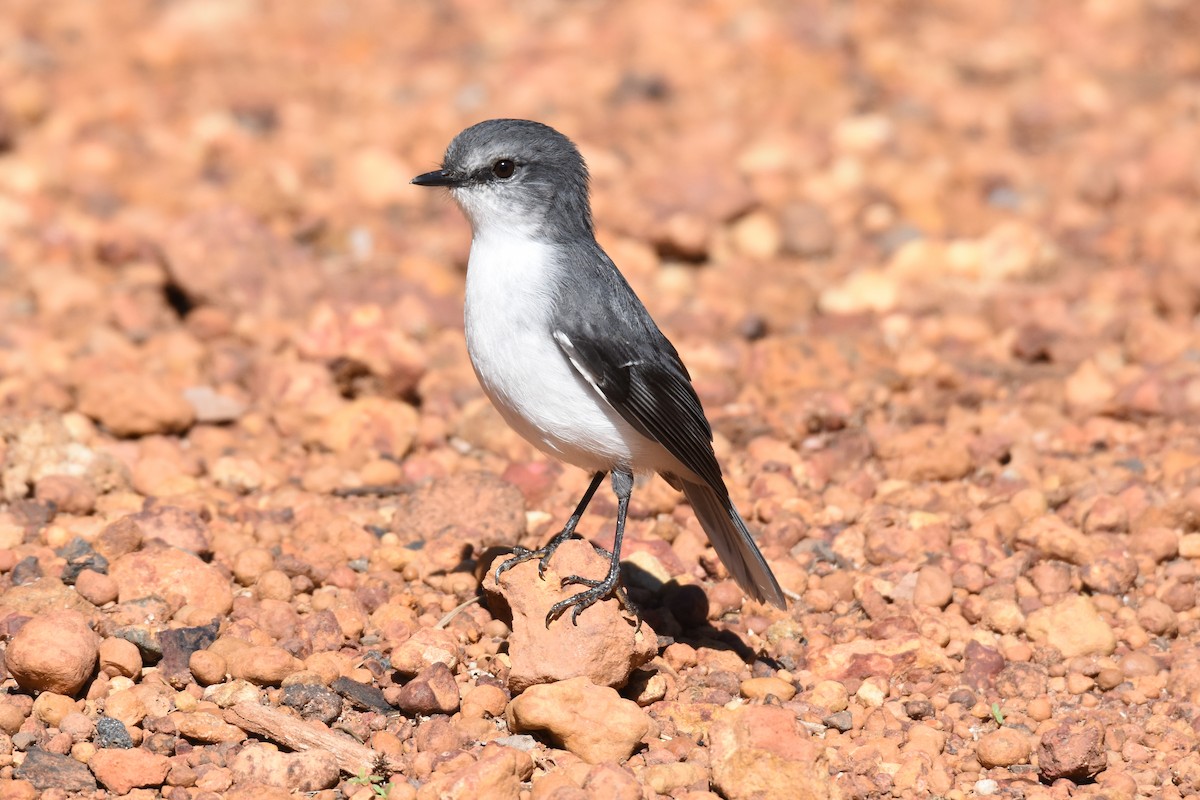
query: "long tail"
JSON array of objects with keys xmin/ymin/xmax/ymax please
[{"xmin": 681, "ymin": 481, "xmax": 786, "ymax": 609}]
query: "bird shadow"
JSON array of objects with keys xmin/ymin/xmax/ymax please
[{"xmin": 623, "ymin": 563, "xmax": 786, "ymax": 671}]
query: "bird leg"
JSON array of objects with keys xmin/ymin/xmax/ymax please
[
  {"xmin": 495, "ymin": 470, "xmax": 606, "ymax": 582},
  {"xmin": 546, "ymin": 469, "xmax": 635, "ymax": 626}
]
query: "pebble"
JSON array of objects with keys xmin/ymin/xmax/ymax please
[
  {"xmin": 88, "ymin": 748, "xmax": 171, "ymax": 795},
  {"xmin": 390, "ymin": 628, "xmax": 461, "ymax": 676},
  {"xmin": 230, "ymin": 744, "xmax": 340, "ymax": 792},
  {"xmin": 227, "ymin": 645, "xmax": 302, "ymax": 686},
  {"xmin": 418, "ymin": 745, "xmax": 534, "ymax": 800},
  {"xmin": 189, "ymin": 650, "xmax": 228, "ymax": 686},
  {"xmin": 1037, "ymin": 719, "xmax": 1107, "ymax": 782},
  {"xmin": 506, "ymin": 677, "xmax": 650, "ymax": 764},
  {"xmin": 6, "ymin": 610, "xmax": 99, "ymax": 695},
  {"xmin": 976, "ymin": 727, "xmax": 1032, "ymax": 767},
  {"xmin": 1025, "ymin": 596, "xmax": 1116, "ymax": 658},
  {"xmin": 709, "ymin": 706, "xmax": 827, "ymax": 800},
  {"xmin": 76, "ymin": 373, "xmax": 196, "ymax": 437},
  {"xmin": 462, "ymin": 683, "xmax": 509, "ymax": 719},
  {"xmin": 74, "ymin": 569, "xmax": 119, "ymax": 606},
  {"xmin": 109, "ymin": 546, "xmax": 233, "ymax": 618},
  {"xmin": 12, "ymin": 748, "xmax": 97, "ymax": 793},
  {"xmin": 391, "ymin": 662, "xmax": 461, "ymax": 715},
  {"xmin": 808, "ymin": 680, "xmax": 849, "ymax": 712},
  {"xmin": 168, "ymin": 711, "xmax": 247, "ymax": 744},
  {"xmin": 98, "ymin": 637, "xmax": 143, "ymax": 679},
  {"xmin": 31, "ymin": 693, "xmax": 75, "ymax": 727},
  {"xmin": 739, "ymin": 677, "xmax": 796, "ymax": 702},
  {"xmin": 34, "ymin": 475, "xmax": 98, "ymax": 515},
  {"xmin": 912, "ymin": 565, "xmax": 954, "ymax": 608}
]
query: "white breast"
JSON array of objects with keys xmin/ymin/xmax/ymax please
[{"xmin": 463, "ymin": 232, "xmax": 664, "ymax": 472}]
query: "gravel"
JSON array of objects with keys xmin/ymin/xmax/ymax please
[{"xmin": 0, "ymin": 1, "xmax": 1198, "ymax": 798}]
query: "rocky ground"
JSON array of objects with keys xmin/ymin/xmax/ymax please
[{"xmin": 1, "ymin": 0, "xmax": 1199, "ymax": 798}]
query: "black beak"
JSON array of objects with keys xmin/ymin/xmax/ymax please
[{"xmin": 411, "ymin": 170, "xmax": 461, "ymax": 187}]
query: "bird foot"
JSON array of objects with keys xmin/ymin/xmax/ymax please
[{"xmin": 545, "ymin": 572, "xmax": 642, "ymax": 629}]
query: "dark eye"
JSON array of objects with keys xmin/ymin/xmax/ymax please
[{"xmin": 492, "ymin": 159, "xmax": 516, "ymax": 179}]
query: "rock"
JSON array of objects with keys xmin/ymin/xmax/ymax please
[
  {"xmin": 280, "ymin": 684, "xmax": 343, "ymax": 725},
  {"xmin": 227, "ymin": 645, "xmax": 302, "ymax": 686},
  {"xmin": 230, "ymin": 743, "xmax": 339, "ymax": 792},
  {"xmin": 808, "ymin": 680, "xmax": 849, "ymax": 712},
  {"xmin": 709, "ymin": 705, "xmax": 834, "ymax": 800},
  {"xmin": 874, "ymin": 426, "xmax": 972, "ymax": 482},
  {"xmin": 461, "ymin": 683, "xmax": 509, "ymax": 719},
  {"xmin": 643, "ymin": 761, "xmax": 708, "ymax": 794},
  {"xmin": 483, "ymin": 542, "xmax": 657, "ymax": 691},
  {"xmin": 1025, "ymin": 595, "xmax": 1116, "ymax": 658},
  {"xmin": 58, "ymin": 711, "xmax": 95, "ymax": 742},
  {"xmin": 739, "ymin": 676, "xmax": 796, "ymax": 702},
  {"xmin": 1136, "ymin": 597, "xmax": 1178, "ymax": 637},
  {"xmin": 582, "ymin": 762, "xmax": 643, "ymax": 800},
  {"xmin": 124, "ymin": 505, "xmax": 212, "ymax": 556},
  {"xmin": 392, "ymin": 662, "xmax": 461, "ymax": 715},
  {"xmin": 94, "ymin": 717, "xmax": 134, "ymax": 749},
  {"xmin": 189, "ymin": 649, "xmax": 227, "ymax": 686},
  {"xmin": 76, "ymin": 373, "xmax": 196, "ymax": 437},
  {"xmin": 109, "ymin": 545, "xmax": 233, "ymax": 618},
  {"xmin": 331, "ymin": 675, "xmax": 392, "ymax": 713},
  {"xmin": 994, "ymin": 663, "xmax": 1049, "ymax": 699},
  {"xmin": 168, "ymin": 711, "xmax": 247, "ymax": 743},
  {"xmin": 317, "ymin": 396, "xmax": 419, "ymax": 464},
  {"xmin": 977, "ymin": 727, "xmax": 1032, "ymax": 767},
  {"xmin": 159, "ymin": 207, "xmax": 320, "ymax": 315},
  {"xmin": 1016, "ymin": 516, "xmax": 1093, "ymax": 565},
  {"xmin": 393, "ymin": 472, "xmax": 526, "ymax": 566},
  {"xmin": 416, "ymin": 745, "xmax": 534, "ymax": 800},
  {"xmin": 6, "ymin": 610, "xmax": 99, "ymax": 695},
  {"xmin": 13, "ymin": 748, "xmax": 97, "ymax": 793},
  {"xmin": 1080, "ymin": 551, "xmax": 1138, "ymax": 595},
  {"xmin": 390, "ymin": 627, "xmax": 461, "ymax": 676},
  {"xmin": 98, "ymin": 636, "xmax": 142, "ymax": 678},
  {"xmin": 960, "ymin": 640, "xmax": 1006, "ymax": 691},
  {"xmin": 33, "ymin": 475, "xmax": 97, "ymax": 515},
  {"xmin": 74, "ymin": 569, "xmax": 119, "ymax": 606},
  {"xmin": 506, "ymin": 677, "xmax": 650, "ymax": 764},
  {"xmin": 182, "ymin": 385, "xmax": 247, "ymax": 423},
  {"xmin": 158, "ymin": 621, "xmax": 221, "ymax": 686},
  {"xmin": 32, "ymin": 692, "xmax": 74, "ymax": 727},
  {"xmin": 0, "ymin": 780, "xmax": 36, "ymax": 800},
  {"xmin": 912, "ymin": 565, "xmax": 953, "ymax": 608},
  {"xmin": 88, "ymin": 747, "xmax": 171, "ymax": 795},
  {"xmin": 1036, "ymin": 719, "xmax": 1107, "ymax": 782}
]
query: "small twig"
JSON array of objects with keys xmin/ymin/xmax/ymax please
[
  {"xmin": 224, "ymin": 702, "xmax": 402, "ymax": 774},
  {"xmin": 435, "ymin": 595, "xmax": 482, "ymax": 629}
]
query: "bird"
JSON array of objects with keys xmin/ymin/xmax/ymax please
[{"xmin": 412, "ymin": 119, "xmax": 786, "ymax": 624}]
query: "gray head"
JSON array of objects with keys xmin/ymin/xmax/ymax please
[{"xmin": 412, "ymin": 119, "xmax": 593, "ymax": 242}]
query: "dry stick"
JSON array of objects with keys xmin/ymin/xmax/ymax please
[{"xmin": 224, "ymin": 702, "xmax": 403, "ymax": 775}]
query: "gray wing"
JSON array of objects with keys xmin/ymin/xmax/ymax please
[
  {"xmin": 551, "ymin": 247, "xmax": 724, "ymax": 491},
  {"xmin": 551, "ymin": 245, "xmax": 786, "ymax": 609}
]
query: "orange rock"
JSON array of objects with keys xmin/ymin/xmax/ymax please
[
  {"xmin": 109, "ymin": 545, "xmax": 233, "ymax": 618},
  {"xmin": 6, "ymin": 611, "xmax": 99, "ymax": 695},
  {"xmin": 230, "ymin": 744, "xmax": 339, "ymax": 792},
  {"xmin": 506, "ymin": 677, "xmax": 650, "ymax": 764},
  {"xmin": 483, "ymin": 541, "xmax": 656, "ymax": 692},
  {"xmin": 76, "ymin": 373, "xmax": 195, "ymax": 438},
  {"xmin": 708, "ymin": 706, "xmax": 831, "ymax": 800},
  {"xmin": 88, "ymin": 747, "xmax": 170, "ymax": 795}
]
